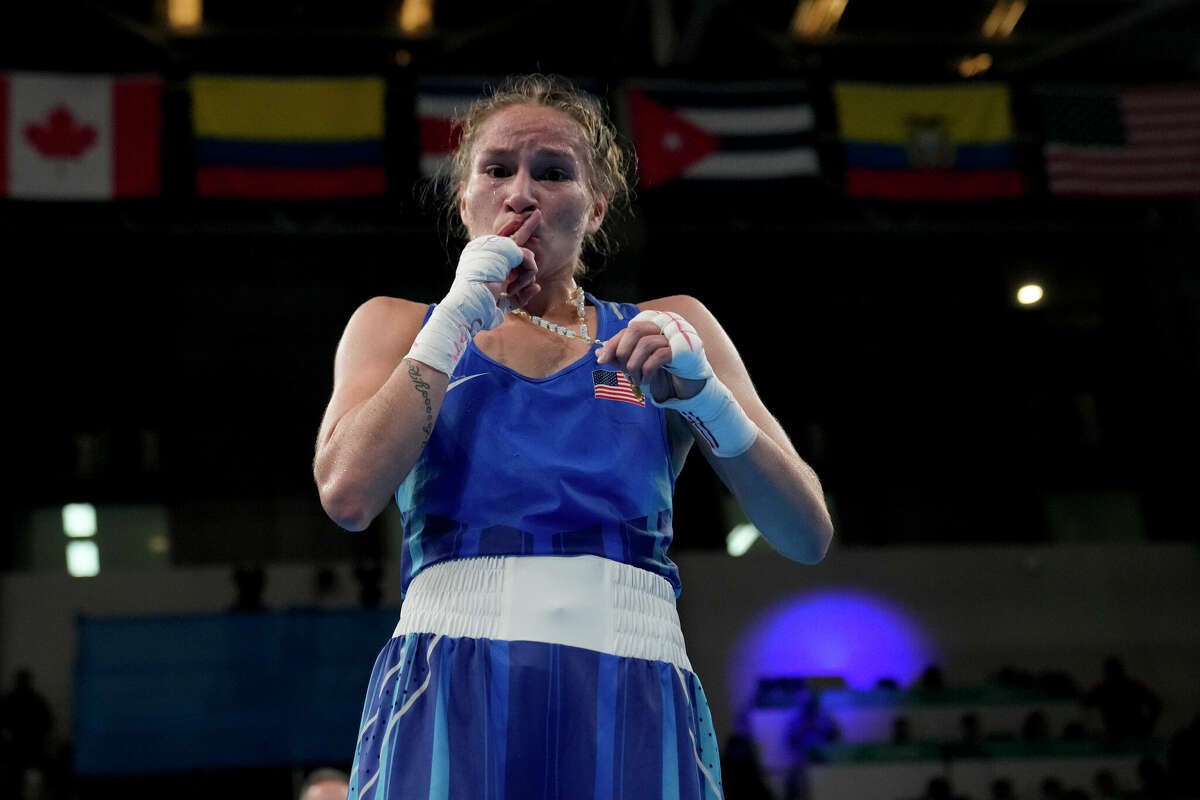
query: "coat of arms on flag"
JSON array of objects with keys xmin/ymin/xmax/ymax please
[
  {"xmin": 592, "ymin": 370, "xmax": 645, "ymax": 406},
  {"xmin": 834, "ymin": 82, "xmax": 1024, "ymax": 200}
]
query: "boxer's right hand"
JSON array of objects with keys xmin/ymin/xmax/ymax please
[
  {"xmin": 450, "ymin": 233, "xmax": 526, "ymax": 330},
  {"xmin": 404, "ymin": 212, "xmax": 540, "ymax": 376},
  {"xmin": 491, "ymin": 210, "xmax": 541, "ymax": 312}
]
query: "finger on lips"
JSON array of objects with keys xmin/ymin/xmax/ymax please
[{"xmin": 506, "ymin": 210, "xmax": 542, "ymax": 247}]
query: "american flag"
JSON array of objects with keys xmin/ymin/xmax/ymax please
[
  {"xmin": 592, "ymin": 370, "xmax": 645, "ymax": 407},
  {"xmin": 1037, "ymin": 85, "xmax": 1200, "ymax": 197}
]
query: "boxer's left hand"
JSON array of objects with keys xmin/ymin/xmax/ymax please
[{"xmin": 596, "ymin": 310, "xmax": 708, "ymax": 404}]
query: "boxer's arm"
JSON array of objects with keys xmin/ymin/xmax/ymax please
[{"xmin": 598, "ymin": 295, "xmax": 832, "ymax": 563}]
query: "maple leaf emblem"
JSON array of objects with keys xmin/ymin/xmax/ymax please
[{"xmin": 24, "ymin": 105, "xmax": 97, "ymax": 159}]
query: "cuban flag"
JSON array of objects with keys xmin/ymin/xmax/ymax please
[
  {"xmin": 624, "ymin": 79, "xmax": 820, "ymax": 188},
  {"xmin": 0, "ymin": 72, "xmax": 162, "ymax": 200}
]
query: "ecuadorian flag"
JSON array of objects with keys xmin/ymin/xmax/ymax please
[
  {"xmin": 835, "ymin": 83, "xmax": 1024, "ymax": 200},
  {"xmin": 191, "ymin": 75, "xmax": 385, "ymax": 199}
]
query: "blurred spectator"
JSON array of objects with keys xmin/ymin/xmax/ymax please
[
  {"xmin": 230, "ymin": 563, "xmax": 267, "ymax": 612},
  {"xmin": 924, "ymin": 776, "xmax": 954, "ymax": 800},
  {"xmin": 299, "ymin": 767, "xmax": 349, "ymax": 800},
  {"xmin": 0, "ymin": 670, "xmax": 52, "ymax": 800},
  {"xmin": 892, "ymin": 715, "xmax": 913, "ymax": 745},
  {"xmin": 1022, "ymin": 710, "xmax": 1051, "ymax": 742},
  {"xmin": 20, "ymin": 767, "xmax": 45, "ymax": 800},
  {"xmin": 1136, "ymin": 756, "xmax": 1169, "ymax": 800},
  {"xmin": 1082, "ymin": 657, "xmax": 1161, "ymax": 743},
  {"xmin": 1166, "ymin": 713, "xmax": 1200, "ymax": 797},
  {"xmin": 1, "ymin": 670, "xmax": 52, "ymax": 769},
  {"xmin": 1040, "ymin": 776, "xmax": 1065, "ymax": 800},
  {"xmin": 720, "ymin": 733, "xmax": 772, "ymax": 800},
  {"xmin": 1037, "ymin": 670, "xmax": 1081, "ymax": 698},
  {"xmin": 314, "ymin": 565, "xmax": 339, "ymax": 604},
  {"xmin": 961, "ymin": 712, "xmax": 984, "ymax": 749},
  {"xmin": 876, "ymin": 677, "xmax": 900, "ymax": 690},
  {"xmin": 787, "ymin": 692, "xmax": 840, "ymax": 753},
  {"xmin": 918, "ymin": 664, "xmax": 946, "ymax": 692},
  {"xmin": 784, "ymin": 691, "xmax": 839, "ymax": 800},
  {"xmin": 1092, "ymin": 769, "xmax": 1121, "ymax": 800},
  {"xmin": 1062, "ymin": 720, "xmax": 1088, "ymax": 740},
  {"xmin": 993, "ymin": 666, "xmax": 1036, "ymax": 691},
  {"xmin": 990, "ymin": 777, "xmax": 1016, "ymax": 800},
  {"xmin": 920, "ymin": 775, "xmax": 969, "ymax": 800},
  {"xmin": 944, "ymin": 712, "xmax": 987, "ymax": 759},
  {"xmin": 354, "ymin": 558, "xmax": 383, "ymax": 609}
]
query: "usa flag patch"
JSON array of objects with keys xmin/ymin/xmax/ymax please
[{"xmin": 592, "ymin": 370, "xmax": 645, "ymax": 406}]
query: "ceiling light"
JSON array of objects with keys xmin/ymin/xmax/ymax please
[
  {"xmin": 789, "ymin": 0, "xmax": 848, "ymax": 39},
  {"xmin": 726, "ymin": 523, "xmax": 761, "ymax": 557},
  {"xmin": 397, "ymin": 0, "xmax": 434, "ymax": 38},
  {"xmin": 63, "ymin": 503, "xmax": 97, "ymax": 538},
  {"xmin": 67, "ymin": 541, "xmax": 100, "ymax": 578},
  {"xmin": 983, "ymin": 0, "xmax": 1026, "ymax": 39},
  {"xmin": 1017, "ymin": 284, "xmax": 1044, "ymax": 305},
  {"xmin": 956, "ymin": 53, "xmax": 994, "ymax": 78},
  {"xmin": 164, "ymin": 0, "xmax": 202, "ymax": 31}
]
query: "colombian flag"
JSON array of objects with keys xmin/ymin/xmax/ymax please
[
  {"xmin": 835, "ymin": 83, "xmax": 1023, "ymax": 200},
  {"xmin": 191, "ymin": 75, "xmax": 385, "ymax": 199}
]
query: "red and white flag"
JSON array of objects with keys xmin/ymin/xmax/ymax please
[
  {"xmin": 416, "ymin": 78, "xmax": 485, "ymax": 179},
  {"xmin": 0, "ymin": 72, "xmax": 162, "ymax": 200},
  {"xmin": 1037, "ymin": 84, "xmax": 1200, "ymax": 197},
  {"xmin": 592, "ymin": 369, "xmax": 646, "ymax": 407}
]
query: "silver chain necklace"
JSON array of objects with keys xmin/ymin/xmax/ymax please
[
  {"xmin": 509, "ymin": 285, "xmax": 597, "ymax": 345},
  {"xmin": 510, "ymin": 287, "xmax": 644, "ymax": 401}
]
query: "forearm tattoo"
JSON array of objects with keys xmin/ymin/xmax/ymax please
[{"xmin": 407, "ymin": 362, "xmax": 435, "ymax": 441}]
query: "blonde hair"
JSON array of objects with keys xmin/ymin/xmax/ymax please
[{"xmin": 442, "ymin": 74, "xmax": 634, "ymax": 269}]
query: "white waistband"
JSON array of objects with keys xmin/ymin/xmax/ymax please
[{"xmin": 394, "ymin": 555, "xmax": 692, "ymax": 671}]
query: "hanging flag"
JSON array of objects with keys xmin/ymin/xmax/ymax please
[
  {"xmin": 834, "ymin": 83, "xmax": 1024, "ymax": 200},
  {"xmin": 624, "ymin": 80, "xmax": 819, "ymax": 188},
  {"xmin": 1036, "ymin": 85, "xmax": 1200, "ymax": 197},
  {"xmin": 592, "ymin": 370, "xmax": 645, "ymax": 407},
  {"xmin": 416, "ymin": 77, "xmax": 487, "ymax": 179},
  {"xmin": 415, "ymin": 77, "xmax": 605, "ymax": 181},
  {"xmin": 0, "ymin": 72, "xmax": 161, "ymax": 200},
  {"xmin": 191, "ymin": 75, "xmax": 385, "ymax": 199}
]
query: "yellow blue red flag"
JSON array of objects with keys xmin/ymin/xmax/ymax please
[
  {"xmin": 835, "ymin": 83, "xmax": 1023, "ymax": 200},
  {"xmin": 190, "ymin": 75, "xmax": 385, "ymax": 199}
]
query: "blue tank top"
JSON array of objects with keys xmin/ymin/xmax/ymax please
[{"xmin": 395, "ymin": 293, "xmax": 681, "ymax": 598}]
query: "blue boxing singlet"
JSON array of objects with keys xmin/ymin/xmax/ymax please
[{"xmin": 395, "ymin": 293, "xmax": 682, "ymax": 598}]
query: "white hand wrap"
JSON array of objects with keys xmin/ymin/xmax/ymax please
[
  {"xmin": 630, "ymin": 309, "xmax": 759, "ymax": 458},
  {"xmin": 405, "ymin": 235, "xmax": 524, "ymax": 376}
]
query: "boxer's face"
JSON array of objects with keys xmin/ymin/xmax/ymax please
[{"xmin": 460, "ymin": 104, "xmax": 606, "ymax": 281}]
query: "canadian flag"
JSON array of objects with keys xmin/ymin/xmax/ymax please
[{"xmin": 0, "ymin": 72, "xmax": 161, "ymax": 200}]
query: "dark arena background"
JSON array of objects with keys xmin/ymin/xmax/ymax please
[{"xmin": 2, "ymin": 2, "xmax": 1199, "ymax": 799}]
